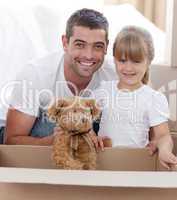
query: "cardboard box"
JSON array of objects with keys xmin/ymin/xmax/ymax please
[{"xmin": 0, "ymin": 134, "xmax": 177, "ymax": 200}]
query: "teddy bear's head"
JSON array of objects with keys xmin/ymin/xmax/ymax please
[{"xmin": 48, "ymin": 97, "xmax": 100, "ymax": 134}]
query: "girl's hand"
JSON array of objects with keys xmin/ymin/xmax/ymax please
[
  {"xmin": 146, "ymin": 141, "xmax": 158, "ymax": 155},
  {"xmin": 88, "ymin": 130, "xmax": 102, "ymax": 151},
  {"xmin": 88, "ymin": 130, "xmax": 112, "ymax": 152},
  {"xmin": 97, "ymin": 136, "xmax": 112, "ymax": 150},
  {"xmin": 158, "ymin": 149, "xmax": 177, "ymax": 170}
]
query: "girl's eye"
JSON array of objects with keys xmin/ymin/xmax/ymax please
[
  {"xmin": 133, "ymin": 60, "xmax": 141, "ymax": 64},
  {"xmin": 119, "ymin": 59, "xmax": 127, "ymax": 63}
]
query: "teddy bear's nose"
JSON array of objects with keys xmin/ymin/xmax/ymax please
[{"xmin": 82, "ymin": 118, "xmax": 87, "ymax": 123}]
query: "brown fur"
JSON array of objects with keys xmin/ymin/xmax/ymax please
[{"xmin": 48, "ymin": 97, "xmax": 100, "ymax": 170}]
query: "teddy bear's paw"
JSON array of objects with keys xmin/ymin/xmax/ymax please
[
  {"xmin": 64, "ymin": 159, "xmax": 84, "ymax": 170},
  {"xmin": 83, "ymin": 163, "xmax": 97, "ymax": 170}
]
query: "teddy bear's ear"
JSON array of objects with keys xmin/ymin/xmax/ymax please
[
  {"xmin": 48, "ymin": 99, "xmax": 69, "ymax": 122},
  {"xmin": 47, "ymin": 105, "xmax": 58, "ymax": 123},
  {"xmin": 85, "ymin": 99, "xmax": 101, "ymax": 120}
]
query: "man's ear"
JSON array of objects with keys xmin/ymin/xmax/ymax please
[
  {"xmin": 86, "ymin": 99, "xmax": 101, "ymax": 120},
  {"xmin": 62, "ymin": 35, "xmax": 69, "ymax": 52},
  {"xmin": 104, "ymin": 39, "xmax": 109, "ymax": 54}
]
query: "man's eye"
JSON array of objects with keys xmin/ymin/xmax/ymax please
[
  {"xmin": 75, "ymin": 43, "xmax": 84, "ymax": 48},
  {"xmin": 94, "ymin": 45, "xmax": 104, "ymax": 50}
]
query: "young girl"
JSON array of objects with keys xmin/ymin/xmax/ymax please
[{"xmin": 94, "ymin": 25, "xmax": 177, "ymax": 169}]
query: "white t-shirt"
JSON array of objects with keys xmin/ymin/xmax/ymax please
[
  {"xmin": 93, "ymin": 81, "xmax": 169, "ymax": 148},
  {"xmin": 9, "ymin": 51, "xmax": 117, "ymax": 117}
]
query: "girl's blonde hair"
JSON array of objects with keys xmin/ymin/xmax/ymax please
[{"xmin": 113, "ymin": 26, "xmax": 154, "ymax": 84}]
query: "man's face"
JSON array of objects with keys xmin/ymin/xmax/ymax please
[{"xmin": 62, "ymin": 26, "xmax": 108, "ymax": 79}]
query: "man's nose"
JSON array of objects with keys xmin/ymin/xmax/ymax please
[{"xmin": 84, "ymin": 46, "xmax": 94, "ymax": 59}]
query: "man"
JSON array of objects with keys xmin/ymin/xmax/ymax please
[{"xmin": 4, "ymin": 8, "xmax": 117, "ymax": 145}]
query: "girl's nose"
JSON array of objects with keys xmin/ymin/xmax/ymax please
[{"xmin": 124, "ymin": 61, "xmax": 133, "ymax": 71}]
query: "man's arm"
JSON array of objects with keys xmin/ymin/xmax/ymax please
[{"xmin": 5, "ymin": 108, "xmax": 54, "ymax": 145}]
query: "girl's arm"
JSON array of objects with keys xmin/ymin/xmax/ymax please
[{"xmin": 152, "ymin": 122, "xmax": 177, "ymax": 169}]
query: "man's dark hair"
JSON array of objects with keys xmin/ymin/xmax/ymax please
[{"xmin": 66, "ymin": 8, "xmax": 109, "ymax": 42}]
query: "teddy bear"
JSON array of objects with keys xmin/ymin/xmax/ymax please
[{"xmin": 48, "ymin": 97, "xmax": 101, "ymax": 170}]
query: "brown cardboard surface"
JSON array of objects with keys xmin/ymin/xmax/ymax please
[
  {"xmin": 0, "ymin": 135, "xmax": 177, "ymax": 200},
  {"xmin": 97, "ymin": 147, "xmax": 157, "ymax": 171},
  {"xmin": 0, "ymin": 184, "xmax": 177, "ymax": 200},
  {"xmin": 171, "ymin": 132, "xmax": 177, "ymax": 154},
  {"xmin": 0, "ymin": 145, "xmax": 55, "ymax": 169},
  {"xmin": 0, "ymin": 145, "xmax": 156, "ymax": 171}
]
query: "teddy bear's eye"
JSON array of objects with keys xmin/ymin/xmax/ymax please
[
  {"xmin": 56, "ymin": 110, "xmax": 61, "ymax": 115},
  {"xmin": 82, "ymin": 118, "xmax": 86, "ymax": 123}
]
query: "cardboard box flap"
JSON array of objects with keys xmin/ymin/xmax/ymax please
[
  {"xmin": 172, "ymin": 133, "xmax": 177, "ymax": 154},
  {"xmin": 0, "ymin": 168, "xmax": 177, "ymax": 188},
  {"xmin": 0, "ymin": 145, "xmax": 55, "ymax": 169},
  {"xmin": 0, "ymin": 145, "xmax": 156, "ymax": 171},
  {"xmin": 97, "ymin": 147, "xmax": 157, "ymax": 171}
]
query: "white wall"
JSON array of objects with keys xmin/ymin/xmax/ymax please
[{"xmin": 150, "ymin": 65, "xmax": 177, "ymax": 131}]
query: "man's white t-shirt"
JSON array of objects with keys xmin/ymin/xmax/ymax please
[
  {"xmin": 9, "ymin": 52, "xmax": 117, "ymax": 117},
  {"xmin": 93, "ymin": 81, "xmax": 169, "ymax": 148}
]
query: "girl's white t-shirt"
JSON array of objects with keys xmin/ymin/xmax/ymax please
[{"xmin": 93, "ymin": 81, "xmax": 169, "ymax": 148}]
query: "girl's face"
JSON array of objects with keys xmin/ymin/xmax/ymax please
[{"xmin": 115, "ymin": 57, "xmax": 148, "ymax": 91}]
